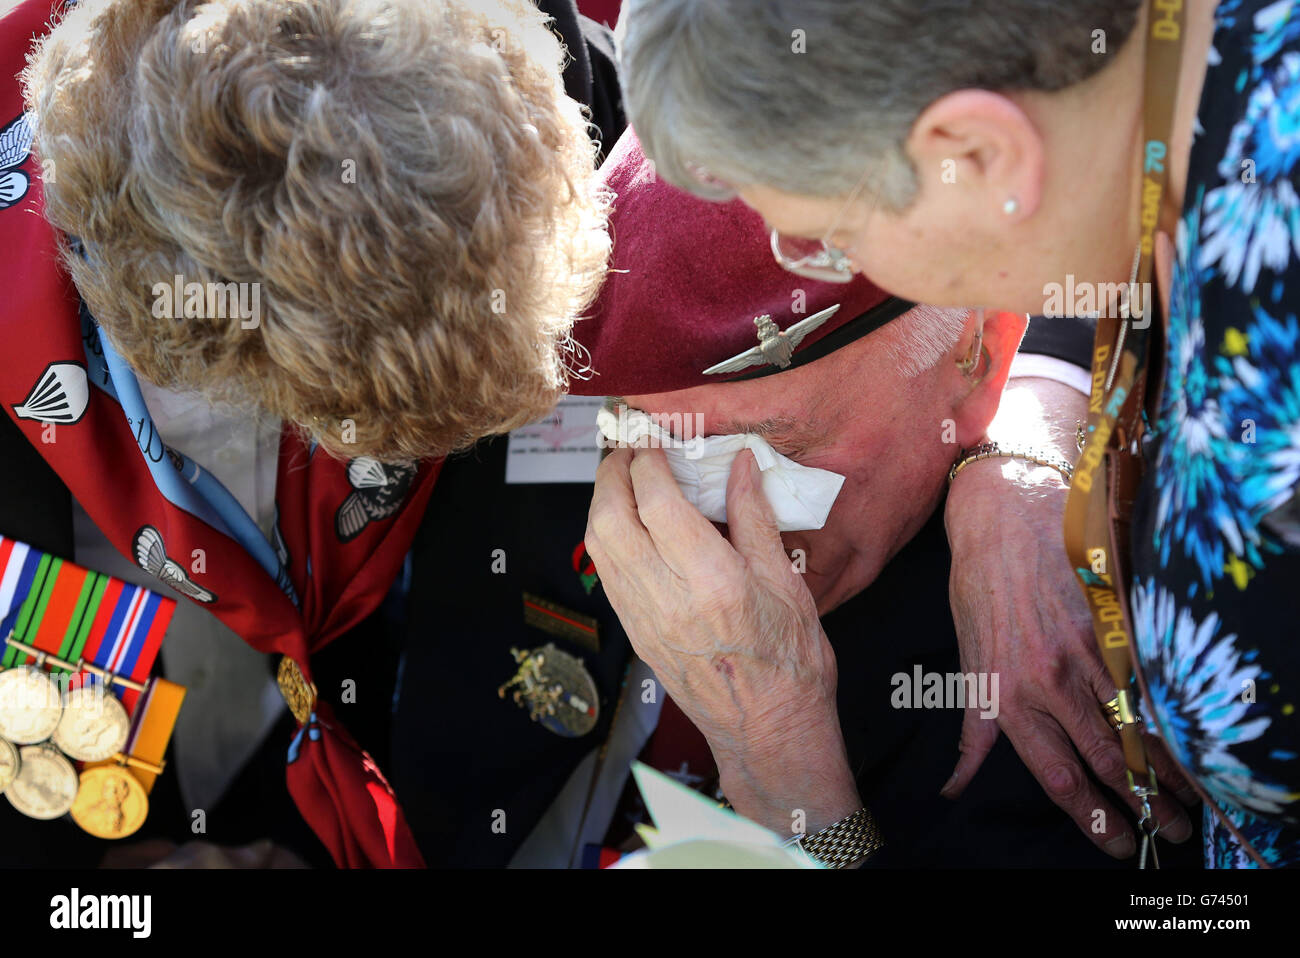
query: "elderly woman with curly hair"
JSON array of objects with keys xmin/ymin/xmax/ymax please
[
  {"xmin": 615, "ymin": 0, "xmax": 1300, "ymax": 869},
  {"xmin": 0, "ymin": 0, "xmax": 615, "ymax": 866}
]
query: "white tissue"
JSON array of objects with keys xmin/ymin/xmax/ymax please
[{"xmin": 596, "ymin": 405, "xmax": 845, "ymax": 532}]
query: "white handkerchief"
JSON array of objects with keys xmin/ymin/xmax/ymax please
[{"xmin": 596, "ymin": 405, "xmax": 844, "ymax": 532}]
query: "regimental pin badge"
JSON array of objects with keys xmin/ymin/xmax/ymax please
[
  {"xmin": 701, "ymin": 304, "xmax": 840, "ymax": 375},
  {"xmin": 497, "ymin": 644, "xmax": 599, "ymax": 738},
  {"xmin": 572, "ymin": 542, "xmax": 599, "ymax": 595}
]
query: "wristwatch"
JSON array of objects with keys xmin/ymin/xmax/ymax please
[{"xmin": 785, "ymin": 807, "xmax": 883, "ymax": 868}]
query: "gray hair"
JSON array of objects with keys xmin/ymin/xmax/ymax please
[
  {"xmin": 617, "ymin": 0, "xmax": 1141, "ymax": 210},
  {"xmin": 885, "ymin": 305, "xmax": 970, "ymax": 377}
]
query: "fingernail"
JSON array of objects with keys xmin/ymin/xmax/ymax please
[
  {"xmin": 1104, "ymin": 834, "xmax": 1136, "ymax": 859},
  {"xmin": 939, "ymin": 774, "xmax": 958, "ymax": 799},
  {"xmin": 1164, "ymin": 817, "xmax": 1193, "ymax": 844}
]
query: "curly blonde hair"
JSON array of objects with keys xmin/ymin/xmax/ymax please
[{"xmin": 23, "ymin": 0, "xmax": 610, "ymax": 460}]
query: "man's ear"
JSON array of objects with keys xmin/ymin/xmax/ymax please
[{"xmin": 950, "ymin": 310, "xmax": 1029, "ymax": 448}]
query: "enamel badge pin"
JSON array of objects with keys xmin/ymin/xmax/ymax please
[{"xmin": 702, "ymin": 304, "xmax": 840, "ymax": 375}]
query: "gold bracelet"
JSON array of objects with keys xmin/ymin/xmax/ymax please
[{"xmin": 947, "ymin": 440, "xmax": 1074, "ymax": 486}]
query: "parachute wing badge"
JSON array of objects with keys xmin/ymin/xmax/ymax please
[
  {"xmin": 335, "ymin": 457, "xmax": 417, "ymax": 543},
  {"xmin": 702, "ymin": 304, "xmax": 840, "ymax": 375}
]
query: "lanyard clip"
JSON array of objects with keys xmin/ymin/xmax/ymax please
[
  {"xmin": 1128, "ymin": 765, "xmax": 1161, "ymax": 870},
  {"xmin": 1138, "ymin": 797, "xmax": 1161, "ymax": 870}
]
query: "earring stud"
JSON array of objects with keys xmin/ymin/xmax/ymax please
[{"xmin": 1002, "ymin": 197, "xmax": 1019, "ymax": 216}]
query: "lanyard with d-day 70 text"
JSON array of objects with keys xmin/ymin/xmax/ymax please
[{"xmin": 1062, "ymin": 0, "xmax": 1184, "ymax": 870}]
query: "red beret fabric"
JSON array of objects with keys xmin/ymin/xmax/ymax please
[{"xmin": 569, "ymin": 128, "xmax": 893, "ymax": 396}]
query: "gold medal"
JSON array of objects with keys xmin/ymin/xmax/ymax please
[
  {"xmin": 0, "ymin": 667, "xmax": 63, "ymax": 745},
  {"xmin": 52, "ymin": 686, "xmax": 130, "ymax": 762},
  {"xmin": 70, "ymin": 764, "xmax": 149, "ymax": 840},
  {"xmin": 5, "ymin": 744, "xmax": 78, "ymax": 820},
  {"xmin": 497, "ymin": 643, "xmax": 600, "ymax": 737},
  {"xmin": 0, "ymin": 737, "xmax": 18, "ymax": 793}
]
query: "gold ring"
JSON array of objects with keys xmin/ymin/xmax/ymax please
[
  {"xmin": 1102, "ymin": 695, "xmax": 1143, "ymax": 733},
  {"xmin": 1102, "ymin": 696, "xmax": 1125, "ymax": 733}
]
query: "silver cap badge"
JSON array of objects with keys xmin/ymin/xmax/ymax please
[{"xmin": 702, "ymin": 304, "xmax": 840, "ymax": 376}]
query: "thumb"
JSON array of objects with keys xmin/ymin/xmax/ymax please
[
  {"xmin": 941, "ymin": 707, "xmax": 1000, "ymax": 799},
  {"xmin": 725, "ymin": 447, "xmax": 789, "ymax": 572}
]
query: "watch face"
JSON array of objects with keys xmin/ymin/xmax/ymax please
[
  {"xmin": 53, "ymin": 686, "xmax": 130, "ymax": 762},
  {"xmin": 0, "ymin": 667, "xmax": 63, "ymax": 745}
]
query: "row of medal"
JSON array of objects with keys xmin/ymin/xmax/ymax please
[{"xmin": 0, "ymin": 665, "xmax": 148, "ymax": 838}]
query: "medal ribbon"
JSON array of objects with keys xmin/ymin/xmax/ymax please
[
  {"xmin": 0, "ymin": 535, "xmax": 174, "ymax": 713},
  {"xmin": 119, "ymin": 676, "xmax": 187, "ymax": 794}
]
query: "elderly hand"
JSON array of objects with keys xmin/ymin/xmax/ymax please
[
  {"xmin": 942, "ymin": 378, "xmax": 1197, "ymax": 858},
  {"xmin": 585, "ymin": 444, "xmax": 860, "ymax": 836}
]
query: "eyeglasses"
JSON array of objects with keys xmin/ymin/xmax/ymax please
[{"xmin": 770, "ymin": 158, "xmax": 881, "ymax": 284}]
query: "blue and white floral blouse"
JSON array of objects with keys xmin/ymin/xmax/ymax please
[{"xmin": 1131, "ymin": 0, "xmax": 1300, "ymax": 868}]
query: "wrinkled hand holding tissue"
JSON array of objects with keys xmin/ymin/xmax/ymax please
[{"xmin": 596, "ymin": 405, "xmax": 844, "ymax": 532}]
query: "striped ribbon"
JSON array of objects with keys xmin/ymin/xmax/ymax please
[{"xmin": 0, "ymin": 535, "xmax": 175, "ymax": 711}]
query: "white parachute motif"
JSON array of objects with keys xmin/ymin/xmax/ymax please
[
  {"xmin": 346, "ymin": 456, "xmax": 390, "ymax": 489},
  {"xmin": 13, "ymin": 362, "xmax": 89, "ymax": 424}
]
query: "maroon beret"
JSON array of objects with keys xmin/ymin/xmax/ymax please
[{"xmin": 568, "ymin": 128, "xmax": 912, "ymax": 397}]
